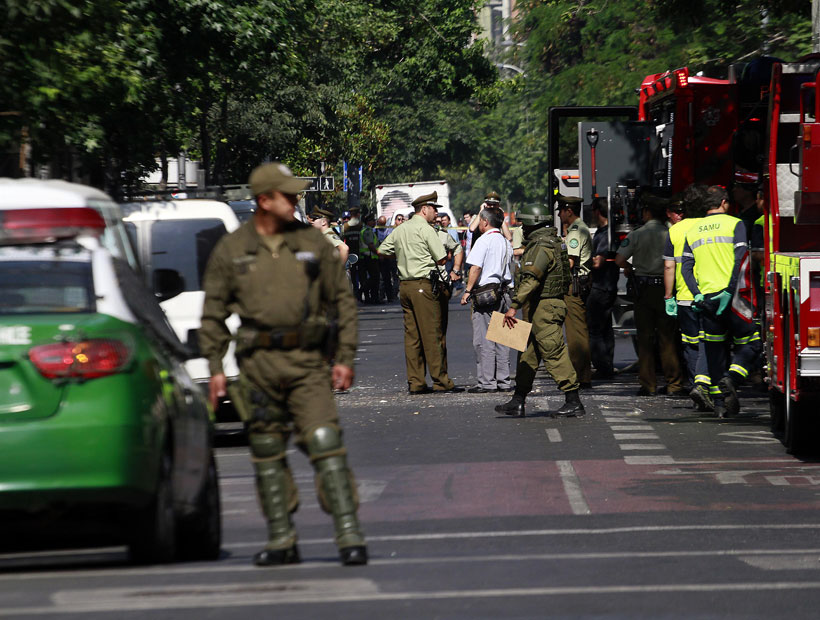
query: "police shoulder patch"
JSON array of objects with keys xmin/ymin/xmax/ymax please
[
  {"xmin": 569, "ymin": 238, "xmax": 579, "ymax": 249},
  {"xmin": 620, "ymin": 238, "xmax": 630, "ymax": 247}
]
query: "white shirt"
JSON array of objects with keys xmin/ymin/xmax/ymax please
[{"xmin": 466, "ymin": 228, "xmax": 513, "ymax": 286}]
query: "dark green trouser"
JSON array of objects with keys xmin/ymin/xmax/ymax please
[
  {"xmin": 400, "ymin": 279, "xmax": 454, "ymax": 391},
  {"xmin": 515, "ymin": 298, "xmax": 579, "ymax": 397},
  {"xmin": 563, "ymin": 292, "xmax": 591, "ymax": 383}
]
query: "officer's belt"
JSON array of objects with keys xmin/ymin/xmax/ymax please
[
  {"xmin": 239, "ymin": 326, "xmax": 305, "ymax": 350},
  {"xmin": 635, "ymin": 276, "xmax": 664, "ymax": 286},
  {"xmin": 401, "ymin": 277, "xmax": 430, "ymax": 282}
]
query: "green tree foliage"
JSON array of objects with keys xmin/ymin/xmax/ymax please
[
  {"xmin": 444, "ymin": 0, "xmax": 812, "ymax": 215},
  {"xmin": 0, "ymin": 0, "xmax": 495, "ymax": 199}
]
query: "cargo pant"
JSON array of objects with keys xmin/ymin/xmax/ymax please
[
  {"xmin": 514, "ymin": 297, "xmax": 579, "ymax": 397},
  {"xmin": 230, "ymin": 348, "xmax": 365, "ymax": 551}
]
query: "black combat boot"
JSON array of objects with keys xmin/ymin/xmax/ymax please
[
  {"xmin": 495, "ymin": 393, "xmax": 525, "ymax": 417},
  {"xmin": 555, "ymin": 389, "xmax": 585, "ymax": 417},
  {"xmin": 340, "ymin": 545, "xmax": 369, "ymax": 566},
  {"xmin": 253, "ymin": 545, "xmax": 301, "ymax": 566}
]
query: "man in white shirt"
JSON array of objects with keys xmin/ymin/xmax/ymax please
[{"xmin": 461, "ymin": 206, "xmax": 514, "ymax": 393}]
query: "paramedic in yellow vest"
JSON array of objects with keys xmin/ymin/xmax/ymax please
[
  {"xmin": 681, "ymin": 185, "xmax": 763, "ymax": 418},
  {"xmin": 662, "ymin": 185, "xmax": 716, "ymax": 412}
]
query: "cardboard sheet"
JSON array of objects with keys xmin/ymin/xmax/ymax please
[{"xmin": 486, "ymin": 311, "xmax": 532, "ymax": 352}]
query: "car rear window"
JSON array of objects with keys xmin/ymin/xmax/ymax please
[
  {"xmin": 150, "ymin": 219, "xmax": 228, "ymax": 291},
  {"xmin": 0, "ymin": 246, "xmax": 94, "ymax": 315}
]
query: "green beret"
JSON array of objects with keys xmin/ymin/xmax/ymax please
[{"xmin": 411, "ymin": 191, "xmax": 438, "ymax": 208}]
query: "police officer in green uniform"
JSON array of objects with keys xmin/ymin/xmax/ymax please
[
  {"xmin": 309, "ymin": 207, "xmax": 349, "ymax": 263},
  {"xmin": 557, "ymin": 195, "xmax": 593, "ymax": 388},
  {"xmin": 200, "ymin": 162, "xmax": 367, "ymax": 567},
  {"xmin": 616, "ymin": 192, "xmax": 684, "ymax": 396},
  {"xmin": 495, "ymin": 203, "xmax": 585, "ymax": 417},
  {"xmin": 681, "ymin": 185, "xmax": 762, "ymax": 417},
  {"xmin": 378, "ymin": 191, "xmax": 462, "ymax": 394}
]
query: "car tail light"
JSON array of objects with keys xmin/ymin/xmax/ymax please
[
  {"xmin": 0, "ymin": 208, "xmax": 106, "ymax": 244},
  {"xmin": 29, "ymin": 339, "xmax": 131, "ymax": 379}
]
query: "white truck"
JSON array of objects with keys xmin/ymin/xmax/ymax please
[{"xmin": 374, "ymin": 180, "xmax": 454, "ymax": 225}]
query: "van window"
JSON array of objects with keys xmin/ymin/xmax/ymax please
[{"xmin": 151, "ymin": 219, "xmax": 228, "ymax": 291}]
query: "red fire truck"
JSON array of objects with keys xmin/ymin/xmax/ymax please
[{"xmin": 549, "ymin": 55, "xmax": 820, "ymax": 454}]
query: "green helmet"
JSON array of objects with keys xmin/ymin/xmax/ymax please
[{"xmin": 516, "ymin": 203, "xmax": 554, "ymax": 226}]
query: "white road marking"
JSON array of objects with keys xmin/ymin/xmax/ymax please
[
  {"xmin": 613, "ymin": 433, "xmax": 660, "ymax": 441},
  {"xmin": 556, "ymin": 460, "xmax": 591, "ymax": 515},
  {"xmin": 625, "ymin": 456, "xmax": 794, "ymax": 466},
  {"xmin": 740, "ymin": 554, "xmax": 820, "ymax": 570},
  {"xmin": 4, "ymin": 548, "xmax": 820, "ymax": 583},
  {"xmin": 624, "ymin": 455, "xmax": 676, "ymax": 465},
  {"xmin": 719, "ymin": 431, "xmax": 781, "ymax": 445},
  {"xmin": 610, "ymin": 425, "xmax": 654, "ymax": 431},
  {"xmin": 545, "ymin": 428, "xmax": 562, "ymax": 443},
  {"xmin": 766, "ymin": 475, "xmax": 820, "ymax": 486},
  {"xmin": 604, "ymin": 417, "xmax": 644, "ymax": 423},
  {"xmin": 8, "ymin": 581, "xmax": 820, "ymax": 614},
  {"xmin": 619, "ymin": 444, "xmax": 666, "ymax": 450}
]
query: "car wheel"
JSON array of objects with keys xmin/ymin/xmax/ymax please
[
  {"xmin": 128, "ymin": 450, "xmax": 176, "ymax": 564},
  {"xmin": 177, "ymin": 454, "xmax": 221, "ymax": 561}
]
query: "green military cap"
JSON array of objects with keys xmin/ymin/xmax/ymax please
[
  {"xmin": 311, "ymin": 207, "xmax": 336, "ymax": 220},
  {"xmin": 555, "ymin": 193, "xmax": 582, "ymax": 207},
  {"xmin": 249, "ymin": 162, "xmax": 310, "ymax": 197},
  {"xmin": 516, "ymin": 203, "xmax": 554, "ymax": 225},
  {"xmin": 411, "ymin": 191, "xmax": 438, "ymax": 208},
  {"xmin": 484, "ymin": 191, "xmax": 501, "ymax": 204}
]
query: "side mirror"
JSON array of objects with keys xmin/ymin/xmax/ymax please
[{"xmin": 153, "ymin": 268, "xmax": 185, "ymax": 302}]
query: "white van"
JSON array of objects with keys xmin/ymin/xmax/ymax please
[{"xmin": 122, "ymin": 200, "xmax": 241, "ymax": 412}]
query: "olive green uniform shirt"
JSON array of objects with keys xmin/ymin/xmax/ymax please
[
  {"xmin": 199, "ymin": 220, "xmax": 358, "ymax": 371},
  {"xmin": 378, "ymin": 213, "xmax": 446, "ymax": 279},
  {"xmin": 322, "ymin": 226, "xmax": 344, "ymax": 249},
  {"xmin": 565, "ymin": 218, "xmax": 592, "ymax": 276},
  {"xmin": 438, "ymin": 229, "xmax": 463, "ymax": 257},
  {"xmin": 616, "ymin": 218, "xmax": 667, "ymax": 276}
]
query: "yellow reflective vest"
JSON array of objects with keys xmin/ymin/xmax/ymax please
[
  {"xmin": 666, "ymin": 218, "xmax": 701, "ymax": 302},
  {"xmin": 683, "ymin": 213, "xmax": 743, "ymax": 295}
]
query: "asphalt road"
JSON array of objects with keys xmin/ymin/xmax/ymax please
[{"xmin": 3, "ymin": 300, "xmax": 820, "ymax": 619}]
